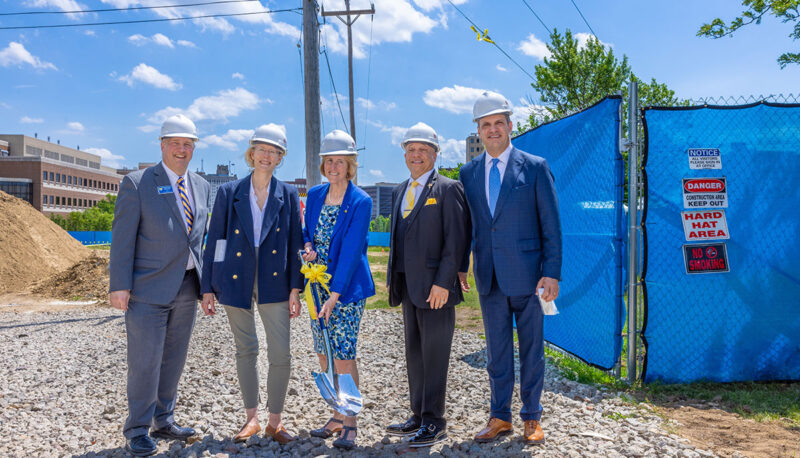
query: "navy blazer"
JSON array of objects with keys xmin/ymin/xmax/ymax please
[
  {"xmin": 459, "ymin": 147, "xmax": 562, "ymax": 297},
  {"xmin": 200, "ymin": 174, "xmax": 304, "ymax": 308},
  {"xmin": 303, "ymin": 181, "xmax": 375, "ymax": 304}
]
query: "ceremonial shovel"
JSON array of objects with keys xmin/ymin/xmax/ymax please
[{"xmin": 299, "ymin": 252, "xmax": 363, "ymax": 416}]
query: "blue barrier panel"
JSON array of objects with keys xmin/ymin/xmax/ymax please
[
  {"xmin": 642, "ymin": 103, "xmax": 800, "ymax": 383},
  {"xmin": 68, "ymin": 231, "xmax": 112, "ymax": 245},
  {"xmin": 512, "ymin": 96, "xmax": 624, "ymax": 370},
  {"xmin": 368, "ymin": 232, "xmax": 390, "ymax": 247}
]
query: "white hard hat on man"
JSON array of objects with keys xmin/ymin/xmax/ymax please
[
  {"xmin": 160, "ymin": 114, "xmax": 199, "ymax": 141},
  {"xmin": 472, "ymin": 90, "xmax": 513, "ymax": 122},
  {"xmin": 401, "ymin": 122, "xmax": 440, "ymax": 153}
]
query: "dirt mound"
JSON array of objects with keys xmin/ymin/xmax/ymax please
[
  {"xmin": 0, "ymin": 190, "xmax": 89, "ymax": 293},
  {"xmin": 32, "ymin": 251, "xmax": 110, "ymax": 304}
]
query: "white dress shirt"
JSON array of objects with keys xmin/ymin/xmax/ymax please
[
  {"xmin": 162, "ymin": 162, "xmax": 195, "ymax": 270},
  {"xmin": 484, "ymin": 143, "xmax": 513, "ymax": 206},
  {"xmin": 249, "ymin": 178, "xmax": 270, "ymax": 247},
  {"xmin": 402, "ymin": 168, "xmax": 434, "ymax": 215}
]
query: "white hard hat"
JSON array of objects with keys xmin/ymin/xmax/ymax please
[
  {"xmin": 319, "ymin": 129, "xmax": 357, "ymax": 156},
  {"xmin": 401, "ymin": 122, "xmax": 440, "ymax": 153},
  {"xmin": 160, "ymin": 114, "xmax": 198, "ymax": 141},
  {"xmin": 472, "ymin": 90, "xmax": 512, "ymax": 122},
  {"xmin": 251, "ymin": 123, "xmax": 287, "ymax": 153}
]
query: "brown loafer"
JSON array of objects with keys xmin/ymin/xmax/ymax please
[
  {"xmin": 233, "ymin": 422, "xmax": 261, "ymax": 443},
  {"xmin": 523, "ymin": 420, "xmax": 545, "ymax": 445},
  {"xmin": 474, "ymin": 417, "xmax": 513, "ymax": 443},
  {"xmin": 264, "ymin": 424, "xmax": 296, "ymax": 445}
]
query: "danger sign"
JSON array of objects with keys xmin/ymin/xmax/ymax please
[
  {"xmin": 681, "ymin": 210, "xmax": 730, "ymax": 241},
  {"xmin": 688, "ymin": 148, "xmax": 722, "ymax": 169},
  {"xmin": 682, "ymin": 177, "xmax": 728, "ymax": 208},
  {"xmin": 683, "ymin": 243, "xmax": 730, "ymax": 274}
]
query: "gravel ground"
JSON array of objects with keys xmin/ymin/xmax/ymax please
[{"xmin": 0, "ymin": 307, "xmax": 715, "ymax": 457}]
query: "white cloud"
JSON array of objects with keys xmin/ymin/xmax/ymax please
[
  {"xmin": 496, "ymin": 64, "xmax": 508, "ymax": 72},
  {"xmin": 151, "ymin": 33, "xmax": 174, "ymax": 48},
  {"xmin": 84, "ymin": 30, "xmax": 96, "ymax": 36},
  {"xmin": 137, "ymin": 124, "xmax": 159, "ymax": 133},
  {"xmin": 25, "ymin": 0, "xmax": 87, "ymax": 19},
  {"xmin": 575, "ymin": 32, "xmax": 611, "ymax": 50},
  {"xmin": 357, "ymin": 97, "xmax": 396, "ymax": 111},
  {"xmin": 67, "ymin": 121, "xmax": 84, "ymax": 132},
  {"xmin": 144, "ymin": 87, "xmax": 261, "ymax": 131},
  {"xmin": 118, "ymin": 63, "xmax": 182, "ymax": 91},
  {"xmin": 368, "ymin": 169, "xmax": 385, "ymax": 180},
  {"xmin": 84, "ymin": 147, "xmax": 126, "ymax": 169},
  {"xmin": 518, "ymin": 33, "xmax": 551, "ymax": 60},
  {"xmin": 20, "ymin": 116, "xmax": 44, "ymax": 123},
  {"xmin": 0, "ymin": 42, "xmax": 57, "ymax": 70},
  {"xmin": 321, "ymin": 0, "xmax": 438, "ymax": 59},
  {"xmin": 127, "ymin": 33, "xmax": 196, "ymax": 49},
  {"xmin": 202, "ymin": 128, "xmax": 255, "ymax": 151},
  {"xmin": 367, "ymin": 120, "xmax": 406, "ymax": 146},
  {"xmin": 423, "ymin": 85, "xmax": 487, "ymax": 114},
  {"xmin": 232, "ymin": 72, "xmax": 245, "ymax": 80},
  {"xmin": 511, "ymin": 98, "xmax": 548, "ymax": 127},
  {"xmin": 437, "ymin": 137, "xmax": 466, "ymax": 164},
  {"xmin": 177, "ymin": 40, "xmax": 197, "ymax": 48}
]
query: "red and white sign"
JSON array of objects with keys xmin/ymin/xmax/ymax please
[
  {"xmin": 682, "ymin": 177, "xmax": 728, "ymax": 208},
  {"xmin": 681, "ymin": 210, "xmax": 730, "ymax": 241}
]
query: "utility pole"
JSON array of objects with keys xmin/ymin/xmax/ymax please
[
  {"xmin": 322, "ymin": 0, "xmax": 374, "ymax": 184},
  {"xmin": 303, "ymin": 0, "xmax": 322, "ymax": 188}
]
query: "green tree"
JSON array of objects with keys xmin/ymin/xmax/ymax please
[
  {"xmin": 50, "ymin": 194, "xmax": 115, "ymax": 231},
  {"xmin": 369, "ymin": 215, "xmax": 391, "ymax": 232},
  {"xmin": 437, "ymin": 164, "xmax": 463, "ymax": 180},
  {"xmin": 698, "ymin": 0, "xmax": 800, "ymax": 68}
]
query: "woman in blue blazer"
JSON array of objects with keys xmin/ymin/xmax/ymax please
[
  {"xmin": 302, "ymin": 130, "xmax": 375, "ymax": 450},
  {"xmin": 200, "ymin": 124, "xmax": 303, "ymax": 445}
]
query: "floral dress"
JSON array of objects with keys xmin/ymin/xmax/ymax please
[{"xmin": 309, "ymin": 204, "xmax": 365, "ymax": 360}]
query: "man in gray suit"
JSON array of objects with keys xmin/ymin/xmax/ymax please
[{"xmin": 109, "ymin": 114, "xmax": 212, "ymax": 456}]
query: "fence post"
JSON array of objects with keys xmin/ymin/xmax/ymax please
[{"xmin": 627, "ymin": 80, "xmax": 639, "ymax": 383}]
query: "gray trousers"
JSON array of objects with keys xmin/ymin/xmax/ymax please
[
  {"xmin": 123, "ymin": 269, "xmax": 199, "ymax": 439},
  {"xmin": 225, "ymin": 275, "xmax": 291, "ymax": 413}
]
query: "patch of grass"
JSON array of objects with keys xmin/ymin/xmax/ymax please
[{"xmin": 88, "ymin": 244, "xmax": 110, "ymax": 250}]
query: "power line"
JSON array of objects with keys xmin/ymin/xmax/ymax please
[
  {"xmin": 361, "ymin": 14, "xmax": 374, "ymax": 149},
  {"xmin": 569, "ymin": 0, "xmax": 598, "ymax": 38},
  {"xmin": 321, "ymin": 47, "xmax": 349, "ymax": 130},
  {"xmin": 0, "ymin": 8, "xmax": 301, "ymax": 30},
  {"xmin": 520, "ymin": 0, "xmax": 551, "ymax": 36},
  {"xmin": 445, "ymin": 0, "xmax": 535, "ymax": 81},
  {"xmin": 0, "ymin": 0, "xmax": 259, "ymax": 16}
]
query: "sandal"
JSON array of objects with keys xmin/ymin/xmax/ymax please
[
  {"xmin": 333, "ymin": 426, "xmax": 357, "ymax": 450},
  {"xmin": 309, "ymin": 417, "xmax": 343, "ymax": 438}
]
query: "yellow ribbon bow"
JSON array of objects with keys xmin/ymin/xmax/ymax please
[
  {"xmin": 470, "ymin": 25, "xmax": 495, "ymax": 44},
  {"xmin": 301, "ymin": 262, "xmax": 332, "ymax": 320}
]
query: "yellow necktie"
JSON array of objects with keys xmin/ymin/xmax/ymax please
[{"xmin": 403, "ymin": 181, "xmax": 420, "ymax": 219}]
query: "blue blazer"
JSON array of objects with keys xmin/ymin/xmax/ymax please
[
  {"xmin": 459, "ymin": 147, "xmax": 562, "ymax": 297},
  {"xmin": 200, "ymin": 174, "xmax": 304, "ymax": 308},
  {"xmin": 303, "ymin": 181, "xmax": 375, "ymax": 303}
]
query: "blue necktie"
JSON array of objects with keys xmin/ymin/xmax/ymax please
[{"xmin": 489, "ymin": 158, "xmax": 501, "ymax": 216}]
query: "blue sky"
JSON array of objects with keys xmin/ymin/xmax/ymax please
[{"xmin": 1, "ymin": 0, "xmax": 798, "ymax": 185}]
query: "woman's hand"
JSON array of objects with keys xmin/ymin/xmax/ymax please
[
  {"xmin": 201, "ymin": 293, "xmax": 217, "ymax": 316},
  {"xmin": 320, "ymin": 292, "xmax": 341, "ymax": 324},
  {"xmin": 289, "ymin": 289, "xmax": 301, "ymax": 319},
  {"xmin": 302, "ymin": 243, "xmax": 317, "ymax": 262}
]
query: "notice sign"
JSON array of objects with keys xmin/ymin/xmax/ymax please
[
  {"xmin": 682, "ymin": 177, "xmax": 728, "ymax": 208},
  {"xmin": 688, "ymin": 148, "xmax": 722, "ymax": 169},
  {"xmin": 683, "ymin": 243, "xmax": 730, "ymax": 274},
  {"xmin": 681, "ymin": 210, "xmax": 730, "ymax": 241}
]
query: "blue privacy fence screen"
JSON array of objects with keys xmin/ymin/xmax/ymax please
[
  {"xmin": 69, "ymin": 230, "xmax": 392, "ymax": 248},
  {"xmin": 642, "ymin": 102, "xmax": 800, "ymax": 383},
  {"xmin": 512, "ymin": 96, "xmax": 625, "ymax": 370}
]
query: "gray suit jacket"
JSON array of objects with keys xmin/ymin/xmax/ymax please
[{"xmin": 109, "ymin": 162, "xmax": 212, "ymax": 305}]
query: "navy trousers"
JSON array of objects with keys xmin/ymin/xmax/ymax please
[
  {"xmin": 479, "ymin": 274, "xmax": 544, "ymax": 422},
  {"xmin": 123, "ymin": 270, "xmax": 199, "ymax": 439}
]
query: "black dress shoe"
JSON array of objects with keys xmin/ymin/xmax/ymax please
[
  {"xmin": 408, "ymin": 423, "xmax": 447, "ymax": 448},
  {"xmin": 125, "ymin": 435, "xmax": 157, "ymax": 456},
  {"xmin": 150, "ymin": 423, "xmax": 196, "ymax": 441},
  {"xmin": 385, "ymin": 417, "xmax": 421, "ymax": 437}
]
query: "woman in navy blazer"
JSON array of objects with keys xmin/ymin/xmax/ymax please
[
  {"xmin": 302, "ymin": 130, "xmax": 375, "ymax": 450},
  {"xmin": 200, "ymin": 124, "xmax": 304, "ymax": 445}
]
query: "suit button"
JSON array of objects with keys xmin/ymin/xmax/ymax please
[
  {"xmin": 235, "ymin": 229, "xmax": 240, "ymax": 234},
  {"xmin": 236, "ymin": 252, "xmax": 242, "ymax": 257},
  {"xmin": 276, "ymin": 227, "xmax": 280, "ymax": 232},
  {"xmin": 273, "ymin": 272, "xmax": 278, "ymax": 277},
  {"xmin": 272, "ymin": 249, "xmax": 277, "ymax": 254},
  {"xmin": 232, "ymin": 274, "xmax": 238, "ymax": 280}
]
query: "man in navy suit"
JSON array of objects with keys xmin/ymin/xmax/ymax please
[{"xmin": 459, "ymin": 91, "xmax": 562, "ymax": 446}]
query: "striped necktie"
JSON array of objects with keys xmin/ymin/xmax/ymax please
[
  {"xmin": 177, "ymin": 176, "xmax": 193, "ymax": 232},
  {"xmin": 402, "ymin": 181, "xmax": 420, "ymax": 219}
]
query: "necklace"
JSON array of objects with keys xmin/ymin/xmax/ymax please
[{"xmin": 326, "ymin": 190, "xmax": 344, "ymax": 205}]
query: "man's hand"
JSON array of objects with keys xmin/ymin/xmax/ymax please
[
  {"xmin": 427, "ymin": 285, "xmax": 449, "ymax": 309},
  {"xmin": 201, "ymin": 293, "xmax": 217, "ymax": 316},
  {"xmin": 109, "ymin": 290, "xmax": 130, "ymax": 312},
  {"xmin": 288, "ymin": 289, "xmax": 301, "ymax": 319},
  {"xmin": 457, "ymin": 272, "xmax": 470, "ymax": 292},
  {"xmin": 536, "ymin": 276, "xmax": 559, "ymax": 302}
]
